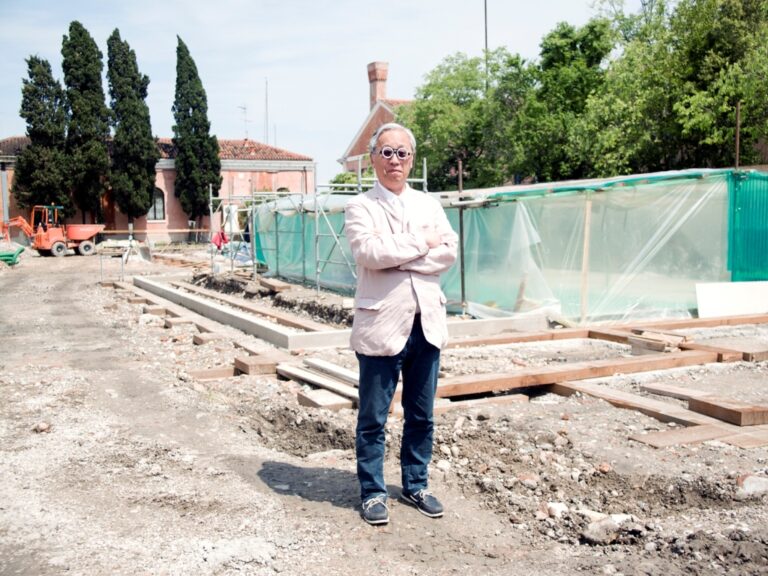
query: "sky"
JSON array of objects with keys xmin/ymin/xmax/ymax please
[{"xmin": 0, "ymin": 0, "xmax": 642, "ymax": 184}]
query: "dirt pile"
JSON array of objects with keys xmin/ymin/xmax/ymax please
[{"xmin": 2, "ymin": 256, "xmax": 768, "ymax": 575}]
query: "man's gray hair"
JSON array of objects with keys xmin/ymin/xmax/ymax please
[{"xmin": 369, "ymin": 123, "xmax": 417, "ymax": 155}]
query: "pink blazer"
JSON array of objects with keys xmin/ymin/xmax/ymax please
[{"xmin": 345, "ymin": 183, "xmax": 458, "ymax": 356}]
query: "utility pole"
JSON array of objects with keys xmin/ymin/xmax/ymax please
[
  {"xmin": 264, "ymin": 77, "xmax": 269, "ymax": 145},
  {"xmin": 484, "ymin": 0, "xmax": 489, "ymax": 92}
]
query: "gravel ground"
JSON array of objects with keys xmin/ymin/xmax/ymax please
[{"xmin": 1, "ymin": 250, "xmax": 768, "ymax": 576}]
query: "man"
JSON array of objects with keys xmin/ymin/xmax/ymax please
[{"xmin": 344, "ymin": 123, "xmax": 458, "ymax": 525}]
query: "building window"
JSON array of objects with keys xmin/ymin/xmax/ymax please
[{"xmin": 147, "ymin": 188, "xmax": 165, "ymax": 221}]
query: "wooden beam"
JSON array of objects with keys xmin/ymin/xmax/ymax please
[
  {"xmin": 549, "ymin": 381, "xmax": 721, "ymax": 426},
  {"xmin": 235, "ymin": 352, "xmax": 289, "ymax": 375},
  {"xmin": 193, "ymin": 332, "xmax": 225, "ymax": 345},
  {"xmin": 640, "ymin": 382, "xmax": 713, "ymax": 401},
  {"xmin": 432, "ymin": 350, "xmax": 718, "ymax": 399},
  {"xmin": 446, "ymin": 328, "xmax": 589, "ymax": 349},
  {"xmin": 302, "ymin": 358, "xmax": 359, "ymax": 387},
  {"xmin": 688, "ymin": 396, "xmax": 768, "ymax": 427},
  {"xmin": 297, "ymin": 388, "xmax": 354, "ymax": 411},
  {"xmin": 587, "ymin": 328, "xmax": 633, "ymax": 344},
  {"xmin": 629, "ymin": 313, "xmax": 768, "ymax": 331},
  {"xmin": 678, "ymin": 342, "xmax": 744, "ymax": 362},
  {"xmin": 744, "ymin": 350, "xmax": 768, "ymax": 363},
  {"xmin": 259, "ymin": 277, "xmax": 292, "ymax": 293},
  {"xmin": 629, "ymin": 425, "xmax": 730, "ymax": 448},
  {"xmin": 188, "ymin": 366, "xmax": 238, "ymax": 381},
  {"xmin": 276, "ymin": 364, "xmax": 359, "ymax": 403},
  {"xmin": 719, "ymin": 427, "xmax": 768, "ymax": 448}
]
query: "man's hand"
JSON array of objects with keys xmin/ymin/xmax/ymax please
[{"xmin": 423, "ymin": 230, "xmax": 441, "ymax": 249}]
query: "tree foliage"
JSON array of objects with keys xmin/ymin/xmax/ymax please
[
  {"xmin": 12, "ymin": 56, "xmax": 71, "ymax": 211},
  {"xmin": 171, "ymin": 37, "xmax": 221, "ymax": 220},
  {"xmin": 107, "ymin": 29, "xmax": 159, "ymax": 221},
  {"xmin": 398, "ymin": 0, "xmax": 768, "ymax": 187},
  {"xmin": 62, "ymin": 21, "xmax": 111, "ymax": 221}
]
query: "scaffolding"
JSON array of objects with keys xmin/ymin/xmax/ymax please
[{"xmin": 249, "ymin": 168, "xmax": 768, "ymax": 324}]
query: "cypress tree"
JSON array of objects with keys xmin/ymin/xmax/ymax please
[
  {"xmin": 107, "ymin": 29, "xmax": 159, "ymax": 221},
  {"xmin": 171, "ymin": 36, "xmax": 221, "ymax": 221},
  {"xmin": 12, "ymin": 56, "xmax": 71, "ymax": 212},
  {"xmin": 62, "ymin": 21, "xmax": 110, "ymax": 222}
]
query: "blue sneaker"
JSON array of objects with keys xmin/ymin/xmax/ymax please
[
  {"xmin": 401, "ymin": 489, "xmax": 444, "ymax": 518},
  {"xmin": 361, "ymin": 495, "xmax": 389, "ymax": 525}
]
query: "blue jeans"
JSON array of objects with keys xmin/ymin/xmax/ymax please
[{"xmin": 355, "ymin": 315, "xmax": 441, "ymax": 502}]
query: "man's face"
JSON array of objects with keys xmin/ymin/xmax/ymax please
[{"xmin": 371, "ymin": 129, "xmax": 413, "ymax": 194}]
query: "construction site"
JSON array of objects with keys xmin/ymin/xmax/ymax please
[{"xmin": 1, "ymin": 167, "xmax": 768, "ymax": 575}]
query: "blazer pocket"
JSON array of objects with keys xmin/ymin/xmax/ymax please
[{"xmin": 356, "ymin": 297, "xmax": 383, "ymax": 311}]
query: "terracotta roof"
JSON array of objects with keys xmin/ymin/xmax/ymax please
[
  {"xmin": 217, "ymin": 139, "xmax": 312, "ymax": 161},
  {"xmin": 0, "ymin": 136, "xmax": 30, "ymax": 156},
  {"xmin": 156, "ymin": 138, "xmax": 312, "ymax": 162},
  {"xmin": 1, "ymin": 136, "xmax": 313, "ymax": 163}
]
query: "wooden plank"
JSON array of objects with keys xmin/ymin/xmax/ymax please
[
  {"xmin": 276, "ymin": 364, "xmax": 359, "ymax": 403},
  {"xmin": 259, "ymin": 277, "xmax": 292, "ymax": 293},
  {"xmin": 431, "ymin": 350, "xmax": 718, "ymax": 399},
  {"xmin": 142, "ymin": 305, "xmax": 167, "ymax": 316},
  {"xmin": 678, "ymin": 341, "xmax": 744, "ymax": 362},
  {"xmin": 445, "ymin": 328, "xmax": 589, "ymax": 349},
  {"xmin": 164, "ymin": 316, "xmax": 195, "ymax": 328},
  {"xmin": 688, "ymin": 396, "xmax": 768, "ymax": 426},
  {"xmin": 588, "ymin": 328, "xmax": 633, "ymax": 344},
  {"xmin": 297, "ymin": 388, "xmax": 354, "ymax": 411},
  {"xmin": 719, "ymin": 427, "xmax": 768, "ymax": 448},
  {"xmin": 628, "ymin": 335, "xmax": 668, "ymax": 354},
  {"xmin": 193, "ymin": 332, "xmax": 225, "ymax": 345},
  {"xmin": 548, "ymin": 381, "xmax": 720, "ymax": 426},
  {"xmin": 234, "ymin": 353, "xmax": 286, "ymax": 375},
  {"xmin": 640, "ymin": 382, "xmax": 714, "ymax": 401},
  {"xmin": 630, "ymin": 425, "xmax": 730, "ymax": 448},
  {"xmin": 744, "ymin": 350, "xmax": 768, "ymax": 363},
  {"xmin": 630, "ymin": 313, "xmax": 768, "ymax": 331},
  {"xmin": 188, "ymin": 366, "xmax": 238, "ymax": 381},
  {"xmin": 631, "ymin": 328, "xmax": 689, "ymax": 344},
  {"xmin": 302, "ymin": 358, "xmax": 359, "ymax": 387}
]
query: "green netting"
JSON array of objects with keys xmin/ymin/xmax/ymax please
[
  {"xmin": 728, "ymin": 171, "xmax": 768, "ymax": 281},
  {"xmin": 251, "ymin": 169, "xmax": 767, "ymax": 323}
]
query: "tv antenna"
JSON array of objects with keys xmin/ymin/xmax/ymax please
[{"xmin": 238, "ymin": 104, "xmax": 249, "ymax": 139}]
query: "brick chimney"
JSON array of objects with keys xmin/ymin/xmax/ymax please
[{"xmin": 367, "ymin": 61, "xmax": 388, "ymax": 110}]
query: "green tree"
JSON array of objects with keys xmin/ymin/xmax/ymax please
[
  {"xmin": 171, "ymin": 36, "xmax": 221, "ymax": 221},
  {"xmin": 62, "ymin": 21, "xmax": 111, "ymax": 222},
  {"xmin": 12, "ymin": 56, "xmax": 71, "ymax": 211},
  {"xmin": 527, "ymin": 18, "xmax": 615, "ymax": 180},
  {"xmin": 398, "ymin": 49, "xmax": 521, "ymax": 190},
  {"xmin": 107, "ymin": 29, "xmax": 159, "ymax": 221},
  {"xmin": 570, "ymin": 2, "xmax": 680, "ymax": 176},
  {"xmin": 670, "ymin": 0, "xmax": 768, "ymax": 167}
]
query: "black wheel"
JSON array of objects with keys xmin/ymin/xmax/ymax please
[
  {"xmin": 51, "ymin": 242, "xmax": 67, "ymax": 257},
  {"xmin": 77, "ymin": 240, "xmax": 95, "ymax": 256}
]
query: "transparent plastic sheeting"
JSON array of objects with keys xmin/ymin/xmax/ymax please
[{"xmin": 252, "ymin": 170, "xmax": 734, "ymax": 323}]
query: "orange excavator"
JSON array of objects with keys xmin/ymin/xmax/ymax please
[{"xmin": 1, "ymin": 205, "xmax": 105, "ymax": 257}]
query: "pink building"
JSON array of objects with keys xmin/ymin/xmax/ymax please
[
  {"xmin": 0, "ymin": 136, "xmax": 315, "ymax": 243},
  {"xmin": 338, "ymin": 62, "xmax": 411, "ymax": 174}
]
